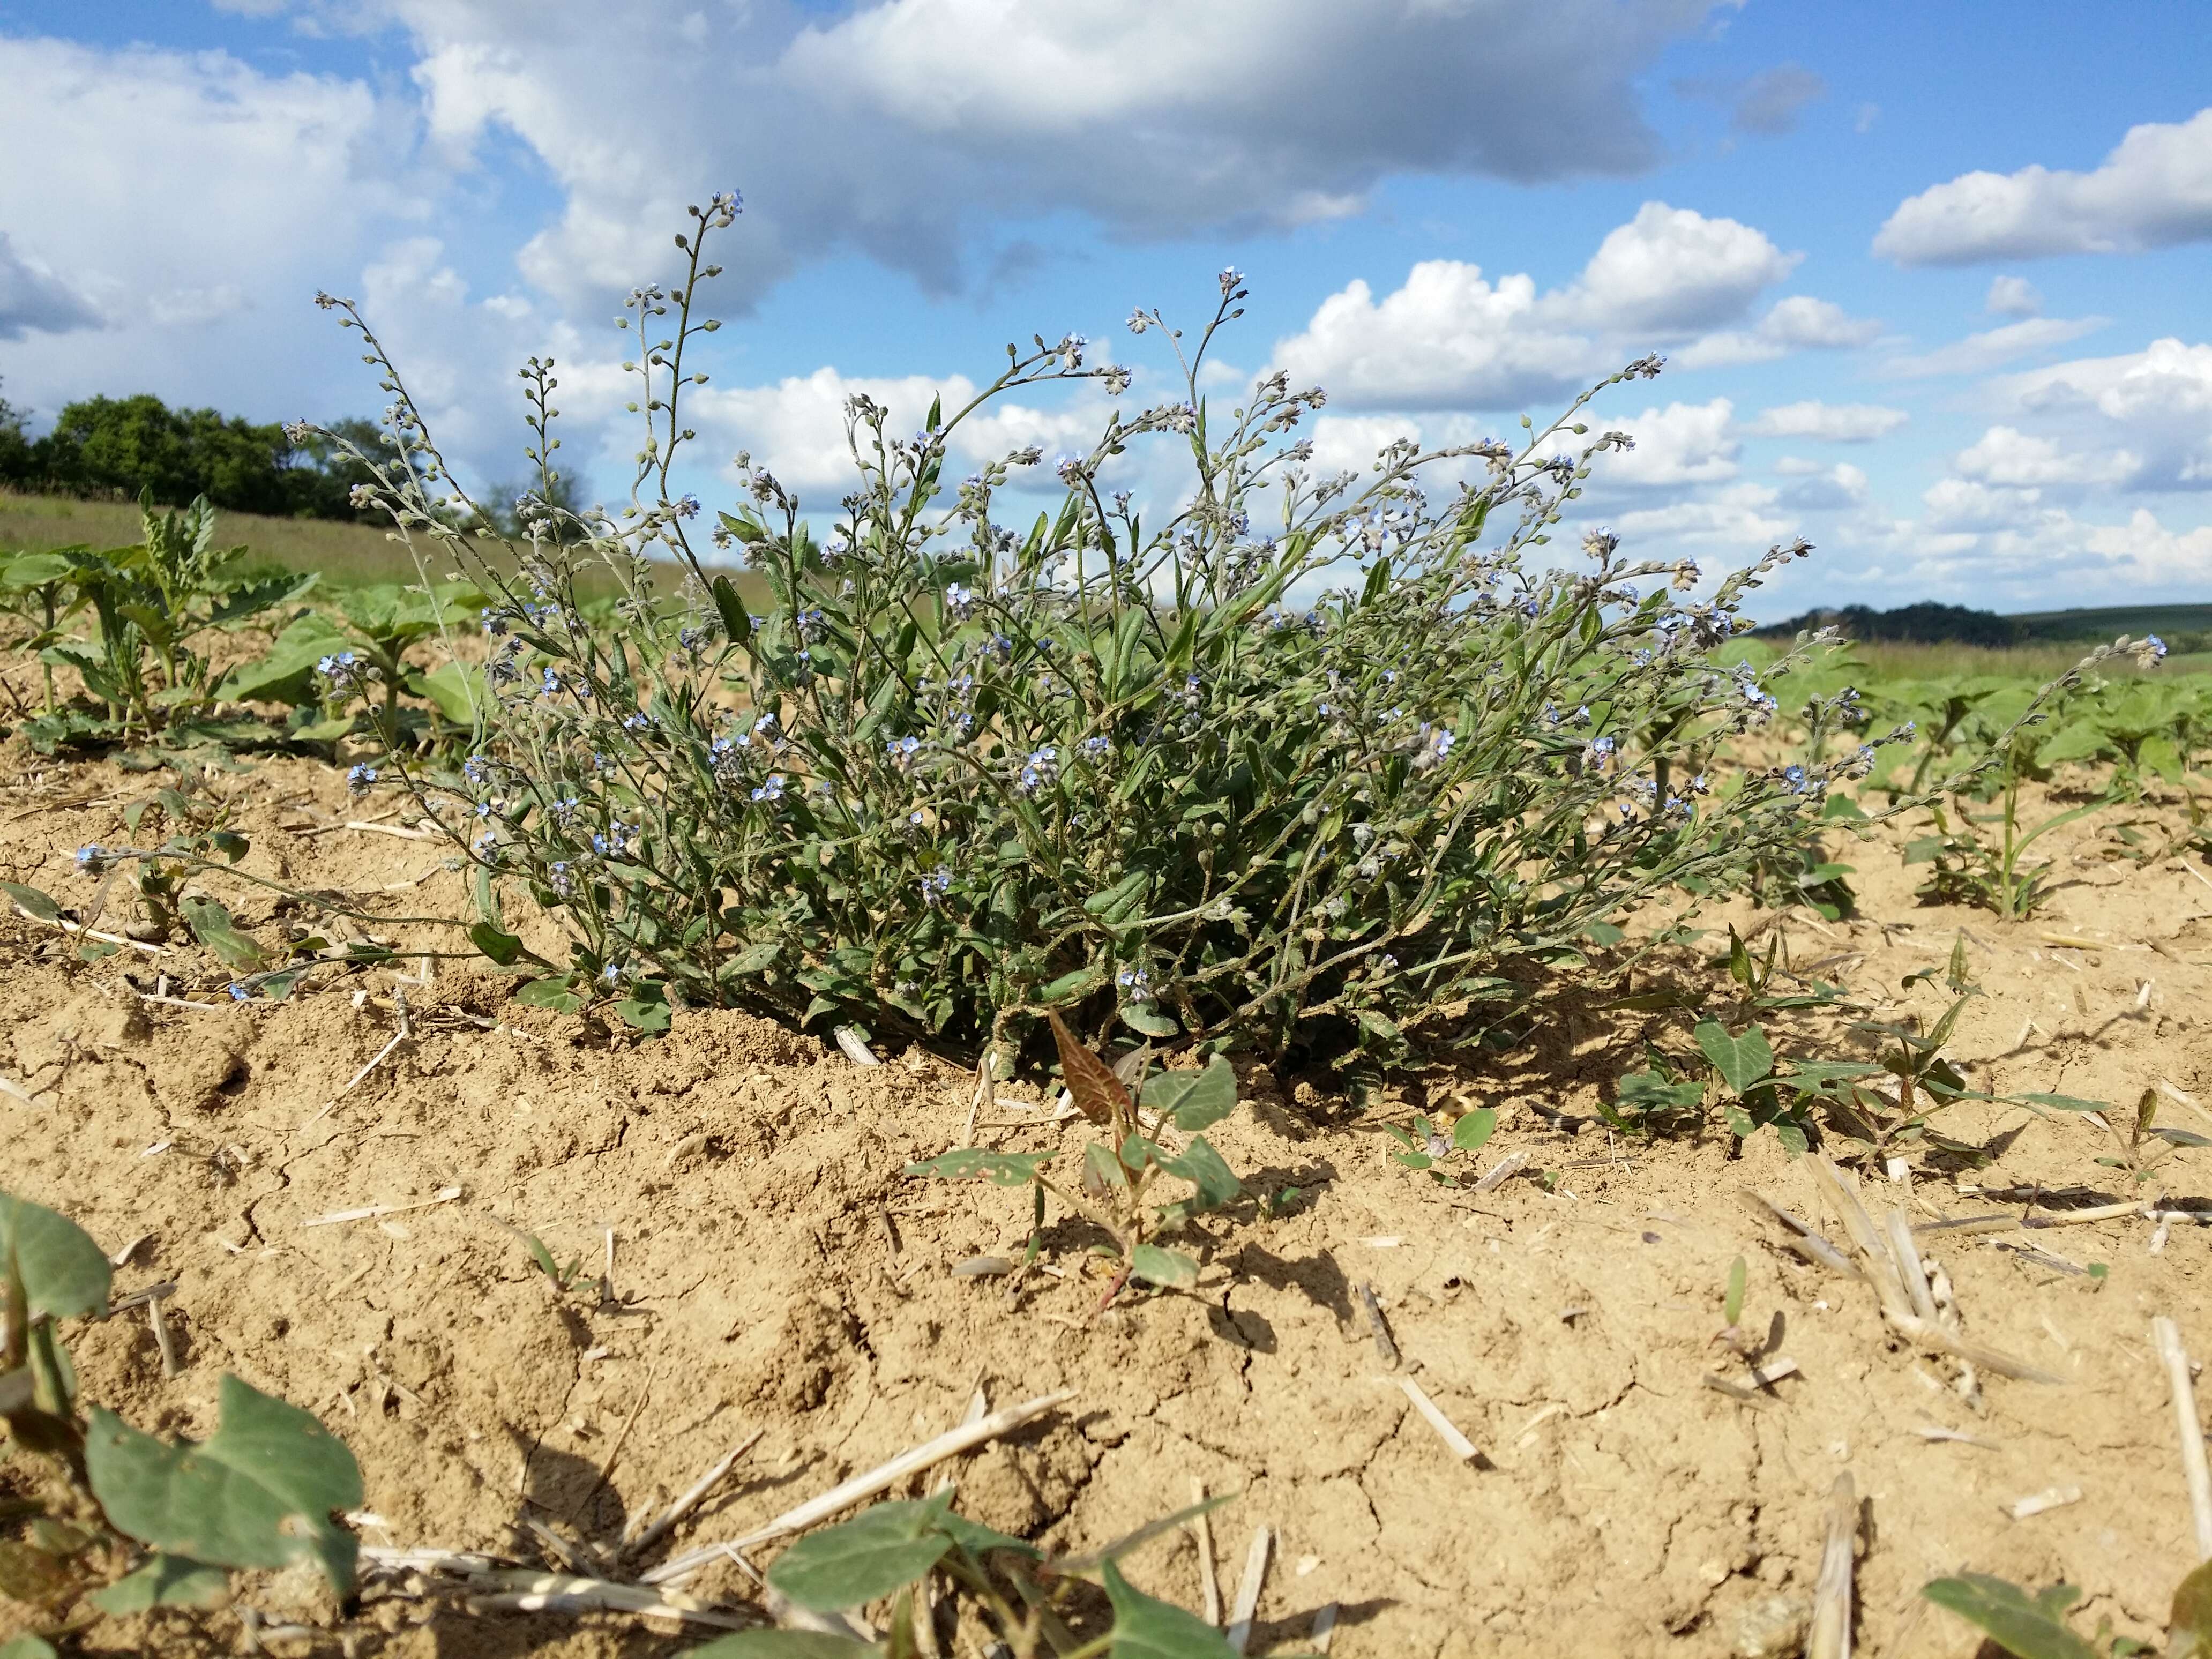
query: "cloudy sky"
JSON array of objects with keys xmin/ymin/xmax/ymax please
[{"xmin": 2, "ymin": 1, "xmax": 2209, "ymax": 616}]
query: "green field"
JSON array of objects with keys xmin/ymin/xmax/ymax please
[{"xmin": 0, "ymin": 489, "xmax": 440, "ymax": 586}]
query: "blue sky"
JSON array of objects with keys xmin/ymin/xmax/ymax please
[{"xmin": 2, "ymin": 1, "xmax": 2209, "ymax": 617}]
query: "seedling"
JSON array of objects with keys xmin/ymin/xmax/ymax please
[
  {"xmin": 1921, "ymin": 1558, "xmax": 2212, "ymax": 1659},
  {"xmin": 1381, "ymin": 1104, "xmax": 1497, "ymax": 1184},
  {"xmin": 2095, "ymin": 1088, "xmax": 2211, "ymax": 1190},
  {"xmin": 687, "ymin": 1487, "xmax": 1240, "ymax": 1658},
  {"xmin": 908, "ymin": 1013, "xmax": 1243, "ymax": 1306},
  {"xmin": 1, "ymin": 1189, "xmax": 363, "ymax": 1635}
]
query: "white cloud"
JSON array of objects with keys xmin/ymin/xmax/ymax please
[
  {"xmin": 1269, "ymin": 202, "xmax": 1851, "ymax": 410},
  {"xmin": 1599, "ymin": 399, "xmax": 1740, "ymax": 487},
  {"xmin": 1778, "ymin": 461, "xmax": 1869, "ymax": 511},
  {"xmin": 1953, "ymin": 424, "xmax": 2140, "ymax": 489},
  {"xmin": 1673, "ymin": 295, "xmax": 1880, "ymax": 368},
  {"xmin": 1874, "ymin": 107, "xmax": 2212, "ymax": 264},
  {"xmin": 1882, "ymin": 315, "xmax": 2108, "ymax": 378},
  {"xmin": 1985, "ymin": 275, "xmax": 2041, "ymax": 318},
  {"xmin": 1999, "ymin": 337, "xmax": 2212, "ymax": 490},
  {"xmin": 0, "ymin": 231, "xmax": 100, "ymax": 340},
  {"xmin": 379, "ymin": 0, "xmax": 1724, "ymax": 308},
  {"xmin": 1746, "ymin": 401, "xmax": 1907, "ymax": 442},
  {"xmin": 1611, "ymin": 482, "xmax": 1787, "ymax": 547}
]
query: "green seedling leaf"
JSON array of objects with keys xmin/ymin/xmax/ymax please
[
  {"xmin": 1121, "ymin": 1001, "xmax": 1179, "ymax": 1038},
  {"xmin": 1694, "ymin": 1020, "xmax": 1773, "ymax": 1097},
  {"xmin": 1140, "ymin": 1057, "xmax": 1238, "ymax": 1131},
  {"xmin": 1129, "ymin": 1244, "xmax": 1199, "ymax": 1289},
  {"xmin": 1452, "ymin": 1108, "xmax": 1498, "ymax": 1152},
  {"xmin": 1723, "ymin": 1256, "xmax": 1746, "ymax": 1326},
  {"xmin": 513, "ymin": 975, "xmax": 585, "ymax": 1013},
  {"xmin": 179, "ymin": 897, "xmax": 265, "ymax": 971},
  {"xmin": 686, "ymin": 1635, "xmax": 876, "ymax": 1658},
  {"xmin": 936, "ymin": 1511, "xmax": 1042, "ymax": 1560},
  {"xmin": 2013, "ymin": 1092, "xmax": 2112, "ymax": 1114},
  {"xmin": 1101, "ymin": 1556, "xmax": 1240, "ymax": 1658},
  {"xmin": 89, "ymin": 1553, "xmax": 229, "ymax": 1613},
  {"xmin": 906, "ymin": 1148, "xmax": 1055, "ymax": 1187},
  {"xmin": 0, "ymin": 881, "xmax": 59, "ymax": 923},
  {"xmin": 765, "ymin": 1493, "xmax": 954, "ymax": 1611},
  {"xmin": 85, "ymin": 1373, "xmax": 364, "ymax": 1597},
  {"xmin": 0, "ymin": 1192, "xmax": 111, "ymax": 1320},
  {"xmin": 1149, "ymin": 1137, "xmax": 1240, "ymax": 1210},
  {"xmin": 0, "ymin": 1636, "xmax": 61, "ymax": 1659},
  {"xmin": 1921, "ymin": 1574, "xmax": 2098, "ymax": 1659}
]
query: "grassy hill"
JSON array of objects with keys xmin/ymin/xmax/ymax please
[
  {"xmin": 2008, "ymin": 603, "xmax": 2212, "ymax": 644},
  {"xmin": 0, "ymin": 489, "xmax": 439, "ymax": 586}
]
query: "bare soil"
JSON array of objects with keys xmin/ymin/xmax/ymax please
[{"xmin": 2, "ymin": 753, "xmax": 2208, "ymax": 1657}]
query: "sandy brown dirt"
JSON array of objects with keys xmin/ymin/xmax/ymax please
[{"xmin": 2, "ymin": 752, "xmax": 2210, "ymax": 1658}]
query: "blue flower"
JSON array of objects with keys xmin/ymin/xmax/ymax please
[
  {"xmin": 2146, "ymin": 633, "xmax": 2169, "ymax": 660},
  {"xmin": 1783, "ymin": 765, "xmax": 1809, "ymax": 794},
  {"xmin": 945, "ymin": 582, "xmax": 975, "ymax": 619},
  {"xmin": 751, "ymin": 774, "xmax": 786, "ymax": 804},
  {"xmin": 227, "ymin": 983, "xmax": 250, "ymax": 1002},
  {"xmin": 74, "ymin": 843, "xmax": 108, "ymax": 872},
  {"xmin": 1116, "ymin": 966, "xmax": 1152, "ymax": 997},
  {"xmin": 548, "ymin": 861, "xmax": 572, "ymax": 896},
  {"xmin": 673, "ymin": 493, "xmax": 701, "ymax": 520},
  {"xmin": 886, "ymin": 734, "xmax": 921, "ymax": 766},
  {"xmin": 918, "ymin": 868, "xmax": 952, "ymax": 903},
  {"xmin": 1079, "ymin": 734, "xmax": 1111, "ymax": 760},
  {"xmin": 346, "ymin": 763, "xmax": 377, "ymax": 791}
]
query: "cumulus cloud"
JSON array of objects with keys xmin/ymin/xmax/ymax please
[
  {"xmin": 0, "ymin": 233, "xmax": 101, "ymax": 340},
  {"xmin": 1874, "ymin": 106, "xmax": 2212, "ymax": 264},
  {"xmin": 1985, "ymin": 275, "xmax": 2041, "ymax": 318},
  {"xmin": 1953, "ymin": 424, "xmax": 2140, "ymax": 490},
  {"xmin": 1269, "ymin": 203, "xmax": 1862, "ymax": 410},
  {"xmin": 1882, "ymin": 315, "xmax": 2108, "ymax": 378},
  {"xmin": 1778, "ymin": 461, "xmax": 1869, "ymax": 511},
  {"xmin": 1745, "ymin": 401, "xmax": 1908, "ymax": 442},
  {"xmin": 376, "ymin": 0, "xmax": 1726, "ymax": 308},
  {"xmin": 1597, "ymin": 399, "xmax": 1740, "ymax": 487},
  {"xmin": 1999, "ymin": 337, "xmax": 2212, "ymax": 490},
  {"xmin": 1673, "ymin": 62, "xmax": 1827, "ymax": 136}
]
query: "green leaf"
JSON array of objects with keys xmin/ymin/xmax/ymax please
[
  {"xmin": 686, "ymin": 1635, "xmax": 876, "ymax": 1658},
  {"xmin": 468, "ymin": 921, "xmax": 525, "ymax": 966},
  {"xmin": 0, "ymin": 1192, "xmax": 111, "ymax": 1320},
  {"xmin": 0, "ymin": 881, "xmax": 60, "ymax": 923},
  {"xmin": 1694, "ymin": 1020, "xmax": 1773, "ymax": 1097},
  {"xmin": 215, "ymin": 613, "xmax": 348, "ymax": 706},
  {"xmin": 905, "ymin": 1148, "xmax": 1054, "ymax": 1187},
  {"xmin": 85, "ymin": 1373, "xmax": 364, "ymax": 1597},
  {"xmin": 413, "ymin": 660, "xmax": 483, "ymax": 725},
  {"xmin": 2013, "ymin": 1092, "xmax": 2111, "ymax": 1114},
  {"xmin": 2170, "ymin": 1559, "xmax": 2212, "ymax": 1659},
  {"xmin": 1140, "ymin": 1057, "xmax": 1238, "ymax": 1131},
  {"xmin": 1452, "ymin": 1108, "xmax": 1498, "ymax": 1152},
  {"xmin": 615, "ymin": 995, "xmax": 674, "ymax": 1033},
  {"xmin": 1101, "ymin": 1557, "xmax": 1239, "ymax": 1657},
  {"xmin": 1129, "ymin": 1245, "xmax": 1199, "ymax": 1289},
  {"xmin": 513, "ymin": 976, "xmax": 585, "ymax": 1013},
  {"xmin": 1149, "ymin": 1137, "xmax": 1241, "ymax": 1211},
  {"xmin": 935, "ymin": 1511, "xmax": 1042, "ymax": 1560},
  {"xmin": 89, "ymin": 1553, "xmax": 229, "ymax": 1613},
  {"xmin": 1120, "ymin": 1001, "xmax": 1179, "ymax": 1038},
  {"xmin": 1723, "ymin": 1256, "xmax": 1746, "ymax": 1327},
  {"xmin": 0, "ymin": 1636, "xmax": 61, "ymax": 1659},
  {"xmin": 179, "ymin": 896, "xmax": 265, "ymax": 971},
  {"xmin": 711, "ymin": 574, "xmax": 752, "ymax": 644},
  {"xmin": 1921, "ymin": 1574, "xmax": 2099, "ymax": 1659},
  {"xmin": 765, "ymin": 1494, "xmax": 954, "ymax": 1611}
]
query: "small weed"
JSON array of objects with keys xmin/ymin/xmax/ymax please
[
  {"xmin": 908, "ymin": 1012, "xmax": 1243, "ymax": 1305},
  {"xmin": 2094, "ymin": 1087, "xmax": 2211, "ymax": 1189},
  {"xmin": 1922, "ymin": 1558, "xmax": 2212, "ymax": 1658},
  {"xmin": 1380, "ymin": 1103, "xmax": 1497, "ymax": 1183}
]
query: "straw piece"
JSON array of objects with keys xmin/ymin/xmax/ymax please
[
  {"xmin": 301, "ymin": 1186, "xmax": 461, "ymax": 1228},
  {"xmin": 2153, "ymin": 1317, "xmax": 2212, "ymax": 1561},
  {"xmin": 960, "ymin": 1051, "xmax": 992, "ymax": 1145},
  {"xmin": 1190, "ymin": 1477, "xmax": 1221, "ymax": 1626},
  {"xmin": 1357, "ymin": 1282, "xmax": 1400, "ymax": 1370},
  {"xmin": 1736, "ymin": 1189, "xmax": 1862, "ymax": 1279},
  {"xmin": 1469, "ymin": 1150, "xmax": 1531, "ymax": 1193},
  {"xmin": 1397, "ymin": 1378, "xmax": 1477, "ymax": 1461},
  {"xmin": 456, "ymin": 1568, "xmax": 751, "ymax": 1628},
  {"xmin": 1914, "ymin": 1425, "xmax": 1999, "ymax": 1449},
  {"xmin": 1224, "ymin": 1525, "xmax": 1270, "ymax": 1655},
  {"xmin": 1884, "ymin": 1210, "xmax": 1942, "ymax": 1326},
  {"xmin": 145, "ymin": 1287, "xmax": 182, "ymax": 1379},
  {"xmin": 625, "ymin": 1430, "xmax": 764, "ymax": 1559},
  {"xmin": 2007, "ymin": 1485, "xmax": 2082, "ymax": 1521},
  {"xmin": 643, "ymin": 1389, "xmax": 1076, "ymax": 1585},
  {"xmin": 834, "ymin": 1027, "xmax": 881, "ymax": 1066},
  {"xmin": 1807, "ymin": 1473, "xmax": 1856, "ymax": 1659}
]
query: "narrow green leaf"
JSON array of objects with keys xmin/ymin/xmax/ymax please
[
  {"xmin": 905, "ymin": 1148, "xmax": 1054, "ymax": 1187},
  {"xmin": 180, "ymin": 897, "xmax": 265, "ymax": 972},
  {"xmin": 0, "ymin": 881, "xmax": 60, "ymax": 923},
  {"xmin": 1921, "ymin": 1574, "xmax": 2099, "ymax": 1659},
  {"xmin": 468, "ymin": 921, "xmax": 525, "ymax": 966},
  {"xmin": 711, "ymin": 574, "xmax": 753, "ymax": 644}
]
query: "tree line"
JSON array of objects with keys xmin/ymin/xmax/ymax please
[{"xmin": 0, "ymin": 379, "xmax": 399, "ymax": 524}]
